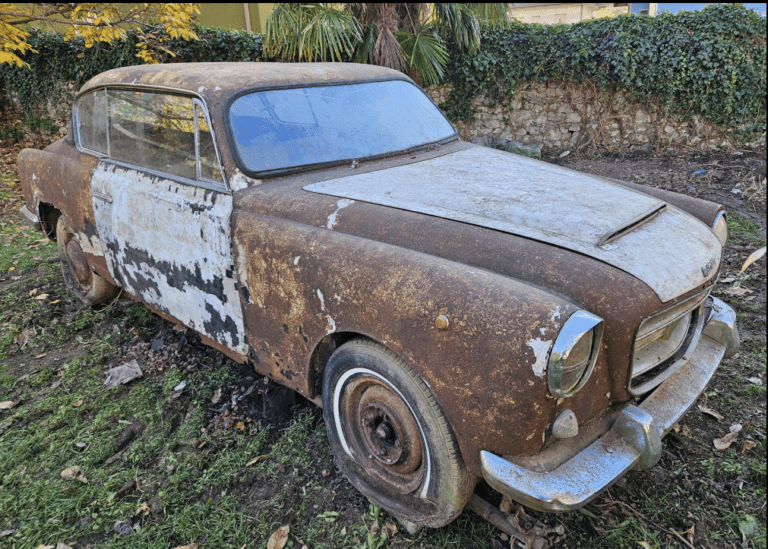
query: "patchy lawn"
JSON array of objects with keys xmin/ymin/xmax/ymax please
[{"xmin": 1, "ymin": 122, "xmax": 765, "ymax": 549}]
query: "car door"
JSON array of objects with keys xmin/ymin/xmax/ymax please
[{"xmin": 82, "ymin": 88, "xmax": 248, "ymax": 355}]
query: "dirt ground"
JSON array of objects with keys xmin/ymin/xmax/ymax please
[{"xmin": 0, "ymin": 116, "xmax": 765, "ymax": 549}]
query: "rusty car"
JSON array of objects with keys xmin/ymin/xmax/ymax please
[{"xmin": 18, "ymin": 62, "xmax": 739, "ymax": 537}]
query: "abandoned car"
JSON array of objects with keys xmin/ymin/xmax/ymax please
[{"xmin": 19, "ymin": 63, "xmax": 739, "ymax": 530}]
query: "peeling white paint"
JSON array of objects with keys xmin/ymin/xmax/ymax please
[
  {"xmin": 294, "ymin": 255, "xmax": 301, "ymax": 266},
  {"xmin": 76, "ymin": 232, "xmax": 104, "ymax": 257},
  {"xmin": 528, "ymin": 337, "xmax": 553, "ymax": 378},
  {"xmin": 539, "ymin": 327, "xmax": 547, "ymax": 335},
  {"xmin": 316, "ymin": 289, "xmax": 326, "ymax": 311},
  {"xmin": 91, "ymin": 163, "xmax": 248, "ymax": 355},
  {"xmin": 326, "ymin": 199, "xmax": 355, "ymax": 229},
  {"xmin": 229, "ymin": 170, "xmax": 254, "ymax": 192},
  {"xmin": 326, "ymin": 315, "xmax": 337, "ymax": 332},
  {"xmin": 550, "ymin": 307, "xmax": 561, "ymax": 322},
  {"xmin": 198, "ymin": 86, "xmax": 205, "ymax": 93}
]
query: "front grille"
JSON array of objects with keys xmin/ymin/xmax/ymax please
[{"xmin": 629, "ymin": 289, "xmax": 710, "ymax": 396}]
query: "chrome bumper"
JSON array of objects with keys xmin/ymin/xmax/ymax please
[
  {"xmin": 20, "ymin": 204, "xmax": 41, "ymax": 231},
  {"xmin": 480, "ymin": 297, "xmax": 739, "ymax": 512}
]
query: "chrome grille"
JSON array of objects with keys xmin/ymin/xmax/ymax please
[{"xmin": 629, "ymin": 289, "xmax": 710, "ymax": 396}]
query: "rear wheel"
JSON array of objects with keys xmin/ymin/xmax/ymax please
[
  {"xmin": 322, "ymin": 339, "xmax": 474, "ymax": 528},
  {"xmin": 56, "ymin": 216, "xmax": 118, "ymax": 306}
]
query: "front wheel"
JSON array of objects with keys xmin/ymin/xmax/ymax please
[
  {"xmin": 322, "ymin": 339, "xmax": 474, "ymax": 528},
  {"xmin": 56, "ymin": 216, "xmax": 119, "ymax": 307}
]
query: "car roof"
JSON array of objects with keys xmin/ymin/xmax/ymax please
[{"xmin": 78, "ymin": 62, "xmax": 412, "ymax": 101}]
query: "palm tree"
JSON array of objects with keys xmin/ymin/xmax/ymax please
[{"xmin": 264, "ymin": 3, "xmax": 512, "ymax": 86}]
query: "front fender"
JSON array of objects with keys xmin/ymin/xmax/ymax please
[{"xmin": 232, "ymin": 211, "xmax": 612, "ymax": 475}]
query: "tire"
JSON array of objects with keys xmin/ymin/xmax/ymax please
[
  {"xmin": 56, "ymin": 216, "xmax": 119, "ymax": 307},
  {"xmin": 322, "ymin": 339, "xmax": 475, "ymax": 528}
]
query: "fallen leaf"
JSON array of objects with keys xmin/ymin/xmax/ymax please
[
  {"xmin": 698, "ymin": 404, "xmax": 724, "ymax": 421},
  {"xmin": 638, "ymin": 542, "xmax": 652, "ymax": 549},
  {"xmin": 33, "ymin": 546, "xmax": 54, "ymax": 549},
  {"xmin": 381, "ymin": 523, "xmax": 398, "ymax": 539},
  {"xmin": 724, "ymin": 287, "xmax": 752, "ymax": 297},
  {"xmin": 135, "ymin": 502, "xmax": 151, "ymax": 516},
  {"xmin": 104, "ymin": 360, "xmax": 143, "ymax": 386},
  {"xmin": 34, "ymin": 293, "xmax": 49, "ymax": 300},
  {"xmin": 746, "ymin": 377, "xmax": 763, "ymax": 386},
  {"xmin": 17, "ymin": 327, "xmax": 36, "ymax": 349},
  {"xmin": 50, "ymin": 300, "xmax": 60, "ymax": 304},
  {"xmin": 35, "ymin": 353, "xmax": 48, "ymax": 359},
  {"xmin": 714, "ymin": 430, "xmax": 740, "ymax": 450},
  {"xmin": 267, "ymin": 525, "xmax": 290, "ymax": 549},
  {"xmin": 0, "ymin": 401, "xmax": 13, "ymax": 410},
  {"xmin": 742, "ymin": 440, "xmax": 756, "ymax": 454},
  {"xmin": 29, "ymin": 288, "xmax": 40, "ymax": 296},
  {"xmin": 246, "ymin": 454, "xmax": 270, "ymax": 467},
  {"xmin": 72, "ymin": 399, "xmax": 84, "ymax": 407},
  {"xmin": 170, "ymin": 543, "xmax": 199, "ymax": 549},
  {"xmin": 236, "ymin": 421, "xmax": 245, "ymax": 431},
  {"xmin": 60, "ymin": 466, "xmax": 88, "ymax": 483},
  {"xmin": 0, "ymin": 530, "xmax": 14, "ymax": 537},
  {"xmin": 739, "ymin": 246, "xmax": 767, "ymax": 275},
  {"xmin": 55, "ymin": 542, "xmax": 72, "ymax": 549}
]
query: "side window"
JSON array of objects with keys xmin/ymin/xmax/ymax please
[
  {"xmin": 75, "ymin": 89, "xmax": 227, "ymax": 190},
  {"xmin": 108, "ymin": 91, "xmax": 197, "ymax": 180},
  {"xmin": 75, "ymin": 89, "xmax": 108, "ymax": 155}
]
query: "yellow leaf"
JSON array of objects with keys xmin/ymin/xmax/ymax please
[
  {"xmin": 72, "ymin": 399, "xmax": 84, "ymax": 407},
  {"xmin": 34, "ymin": 294, "xmax": 49, "ymax": 300},
  {"xmin": 739, "ymin": 246, "xmax": 766, "ymax": 275}
]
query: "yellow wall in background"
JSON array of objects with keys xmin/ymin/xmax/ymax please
[{"xmin": 197, "ymin": 3, "xmax": 275, "ymax": 33}]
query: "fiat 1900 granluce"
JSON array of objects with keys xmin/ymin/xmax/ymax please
[{"xmin": 18, "ymin": 62, "xmax": 739, "ymax": 538}]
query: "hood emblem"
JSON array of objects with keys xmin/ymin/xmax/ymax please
[{"xmin": 701, "ymin": 257, "xmax": 716, "ymax": 278}]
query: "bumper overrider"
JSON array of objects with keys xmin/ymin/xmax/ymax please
[{"xmin": 480, "ymin": 297, "xmax": 739, "ymax": 512}]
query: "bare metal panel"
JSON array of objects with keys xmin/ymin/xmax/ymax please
[{"xmin": 305, "ymin": 146, "xmax": 721, "ymax": 302}]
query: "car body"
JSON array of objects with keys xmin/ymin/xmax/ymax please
[{"xmin": 18, "ymin": 62, "xmax": 739, "ymax": 528}]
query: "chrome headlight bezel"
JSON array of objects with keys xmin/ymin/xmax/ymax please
[
  {"xmin": 548, "ymin": 310, "xmax": 604, "ymax": 398},
  {"xmin": 711, "ymin": 210, "xmax": 728, "ymax": 246}
]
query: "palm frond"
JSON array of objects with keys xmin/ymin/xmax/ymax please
[
  {"xmin": 467, "ymin": 3, "xmax": 513, "ymax": 29},
  {"xmin": 265, "ymin": 3, "xmax": 360, "ymax": 62},
  {"xmin": 397, "ymin": 28, "xmax": 449, "ymax": 86},
  {"xmin": 373, "ymin": 3, "xmax": 406, "ymax": 70},
  {"xmin": 430, "ymin": 3, "xmax": 480, "ymax": 53},
  {"xmin": 354, "ymin": 21, "xmax": 378, "ymax": 64}
]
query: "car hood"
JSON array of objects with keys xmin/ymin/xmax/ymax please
[{"xmin": 303, "ymin": 146, "xmax": 721, "ymax": 302}]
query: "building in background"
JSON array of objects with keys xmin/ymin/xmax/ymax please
[
  {"xmin": 197, "ymin": 3, "xmax": 275, "ymax": 33},
  {"xmin": 507, "ymin": 3, "xmax": 658, "ymax": 25}
]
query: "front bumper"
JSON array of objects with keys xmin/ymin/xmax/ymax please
[{"xmin": 480, "ymin": 297, "xmax": 739, "ymax": 512}]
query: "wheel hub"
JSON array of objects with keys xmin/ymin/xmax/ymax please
[{"xmin": 342, "ymin": 378, "xmax": 425, "ymax": 493}]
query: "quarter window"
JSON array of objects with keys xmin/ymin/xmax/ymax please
[{"xmin": 75, "ymin": 89, "xmax": 225, "ymax": 188}]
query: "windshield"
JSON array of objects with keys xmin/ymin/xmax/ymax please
[{"xmin": 228, "ymin": 80, "xmax": 456, "ymax": 174}]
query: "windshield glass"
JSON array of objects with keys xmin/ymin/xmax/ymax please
[{"xmin": 228, "ymin": 80, "xmax": 455, "ymax": 174}]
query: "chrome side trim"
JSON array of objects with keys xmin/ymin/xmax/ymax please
[
  {"xmin": 703, "ymin": 296, "xmax": 740, "ymax": 359},
  {"xmin": 20, "ymin": 204, "xmax": 41, "ymax": 231},
  {"xmin": 480, "ymin": 316, "xmax": 733, "ymax": 512}
]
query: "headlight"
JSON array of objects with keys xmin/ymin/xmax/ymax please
[
  {"xmin": 711, "ymin": 211, "xmax": 727, "ymax": 246},
  {"xmin": 548, "ymin": 310, "xmax": 604, "ymax": 398}
]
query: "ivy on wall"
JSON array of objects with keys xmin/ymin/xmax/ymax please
[
  {"xmin": 1, "ymin": 4, "xmax": 765, "ymax": 138},
  {"xmin": 442, "ymin": 4, "xmax": 766, "ymax": 133}
]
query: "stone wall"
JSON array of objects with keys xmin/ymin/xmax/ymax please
[{"xmin": 426, "ymin": 81, "xmax": 766, "ymax": 152}]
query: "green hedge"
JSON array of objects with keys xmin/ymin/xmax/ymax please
[
  {"xmin": 442, "ymin": 4, "xmax": 766, "ymax": 132},
  {"xmin": 1, "ymin": 4, "xmax": 765, "ymax": 136}
]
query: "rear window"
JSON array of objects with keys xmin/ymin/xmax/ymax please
[{"xmin": 228, "ymin": 80, "xmax": 456, "ymax": 175}]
